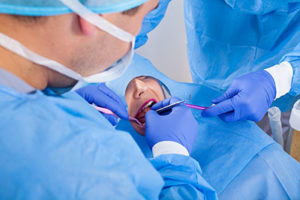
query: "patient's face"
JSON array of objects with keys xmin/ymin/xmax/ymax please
[{"xmin": 125, "ymin": 76, "xmax": 165, "ymax": 135}]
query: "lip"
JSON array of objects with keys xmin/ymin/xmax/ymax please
[{"xmin": 134, "ymin": 98, "xmax": 157, "ymax": 118}]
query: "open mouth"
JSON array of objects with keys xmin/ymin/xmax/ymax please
[{"xmin": 134, "ymin": 98, "xmax": 157, "ymax": 127}]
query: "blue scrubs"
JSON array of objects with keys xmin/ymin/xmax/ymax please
[
  {"xmin": 107, "ymin": 53, "xmax": 300, "ymax": 199},
  {"xmin": 0, "ymin": 69, "xmax": 216, "ymax": 199},
  {"xmin": 184, "ymin": 0, "xmax": 300, "ymax": 111}
]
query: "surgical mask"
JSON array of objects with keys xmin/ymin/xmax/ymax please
[{"xmin": 0, "ymin": 0, "xmax": 135, "ymax": 93}]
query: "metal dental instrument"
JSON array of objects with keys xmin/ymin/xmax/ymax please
[
  {"xmin": 93, "ymin": 105, "xmax": 143, "ymax": 127},
  {"xmin": 156, "ymin": 100, "xmax": 185, "ymax": 113},
  {"xmin": 156, "ymin": 100, "xmax": 210, "ymax": 114}
]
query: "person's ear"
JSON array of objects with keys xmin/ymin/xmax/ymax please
[{"xmin": 78, "ymin": 16, "xmax": 98, "ymax": 36}]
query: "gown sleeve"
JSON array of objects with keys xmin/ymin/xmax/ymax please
[{"xmin": 151, "ymin": 154, "xmax": 218, "ymax": 200}]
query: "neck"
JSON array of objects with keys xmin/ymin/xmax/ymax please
[{"xmin": 0, "ymin": 46, "xmax": 49, "ymax": 90}]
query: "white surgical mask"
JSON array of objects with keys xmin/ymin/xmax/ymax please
[{"xmin": 0, "ymin": 0, "xmax": 135, "ymax": 92}]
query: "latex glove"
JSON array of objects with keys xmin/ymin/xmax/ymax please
[
  {"xmin": 202, "ymin": 70, "xmax": 276, "ymax": 122},
  {"xmin": 76, "ymin": 83, "xmax": 128, "ymax": 125},
  {"xmin": 145, "ymin": 97, "xmax": 198, "ymax": 154}
]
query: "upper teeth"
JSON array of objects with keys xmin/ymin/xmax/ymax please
[{"xmin": 143, "ymin": 100, "xmax": 155, "ymax": 110}]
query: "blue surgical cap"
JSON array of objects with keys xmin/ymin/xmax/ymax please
[{"xmin": 0, "ymin": 0, "xmax": 148, "ymax": 16}]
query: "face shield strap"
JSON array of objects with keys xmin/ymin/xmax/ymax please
[
  {"xmin": 59, "ymin": 0, "xmax": 135, "ymax": 43},
  {"xmin": 0, "ymin": 32, "xmax": 83, "ymax": 81}
]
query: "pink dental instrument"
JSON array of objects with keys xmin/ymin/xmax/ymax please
[
  {"xmin": 93, "ymin": 105, "xmax": 143, "ymax": 127},
  {"xmin": 185, "ymin": 103, "xmax": 210, "ymax": 110}
]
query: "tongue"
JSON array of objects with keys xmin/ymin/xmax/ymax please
[{"xmin": 139, "ymin": 117, "xmax": 145, "ymax": 123}]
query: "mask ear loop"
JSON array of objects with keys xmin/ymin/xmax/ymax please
[
  {"xmin": 59, "ymin": 0, "xmax": 134, "ymax": 43},
  {"xmin": 0, "ymin": 32, "xmax": 83, "ymax": 81}
]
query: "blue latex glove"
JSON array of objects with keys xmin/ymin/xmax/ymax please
[
  {"xmin": 202, "ymin": 70, "xmax": 276, "ymax": 122},
  {"xmin": 76, "ymin": 83, "xmax": 128, "ymax": 125},
  {"xmin": 145, "ymin": 97, "xmax": 198, "ymax": 153}
]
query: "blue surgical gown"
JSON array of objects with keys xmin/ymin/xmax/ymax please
[
  {"xmin": 184, "ymin": 0, "xmax": 300, "ymax": 111},
  {"xmin": 0, "ymin": 79, "xmax": 216, "ymax": 199},
  {"xmin": 106, "ymin": 53, "xmax": 300, "ymax": 199}
]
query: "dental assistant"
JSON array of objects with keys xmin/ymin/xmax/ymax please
[
  {"xmin": 0, "ymin": 0, "xmax": 216, "ymax": 199},
  {"xmin": 184, "ymin": 0, "xmax": 300, "ymax": 123},
  {"xmin": 135, "ymin": 0, "xmax": 300, "ymax": 124}
]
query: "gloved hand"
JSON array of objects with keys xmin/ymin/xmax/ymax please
[
  {"xmin": 76, "ymin": 83, "xmax": 128, "ymax": 126},
  {"xmin": 202, "ymin": 70, "xmax": 276, "ymax": 122},
  {"xmin": 145, "ymin": 97, "xmax": 198, "ymax": 154}
]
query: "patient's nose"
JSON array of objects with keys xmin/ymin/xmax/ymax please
[{"xmin": 133, "ymin": 79, "xmax": 147, "ymax": 98}]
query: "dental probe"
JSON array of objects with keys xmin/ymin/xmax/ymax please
[
  {"xmin": 156, "ymin": 100, "xmax": 185, "ymax": 113},
  {"xmin": 93, "ymin": 105, "xmax": 143, "ymax": 127}
]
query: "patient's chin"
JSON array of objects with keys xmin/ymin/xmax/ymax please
[{"xmin": 130, "ymin": 121, "xmax": 146, "ymax": 136}]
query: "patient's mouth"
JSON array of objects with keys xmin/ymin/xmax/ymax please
[{"xmin": 135, "ymin": 99, "xmax": 157, "ymax": 126}]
